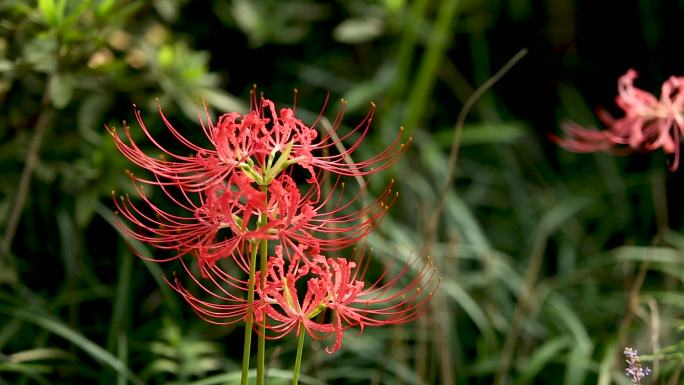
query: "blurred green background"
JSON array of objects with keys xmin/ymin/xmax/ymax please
[{"xmin": 2, "ymin": 0, "xmax": 684, "ymax": 384}]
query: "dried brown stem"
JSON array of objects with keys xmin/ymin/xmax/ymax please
[
  {"xmin": 420, "ymin": 48, "xmax": 528, "ymax": 257},
  {"xmin": 1, "ymin": 104, "xmax": 53, "ymax": 259}
]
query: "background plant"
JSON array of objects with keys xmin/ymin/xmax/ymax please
[{"xmin": 2, "ymin": 0, "xmax": 684, "ymax": 384}]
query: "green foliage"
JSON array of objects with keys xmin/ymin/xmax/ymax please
[
  {"xmin": 214, "ymin": 0, "xmax": 331, "ymax": 47},
  {"xmin": 3, "ymin": 0, "xmax": 684, "ymax": 384}
]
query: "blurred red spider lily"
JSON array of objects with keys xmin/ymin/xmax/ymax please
[{"xmin": 554, "ymin": 69, "xmax": 684, "ymax": 170}]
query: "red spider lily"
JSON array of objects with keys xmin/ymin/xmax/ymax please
[
  {"xmin": 164, "ymin": 246, "xmax": 437, "ymax": 352},
  {"xmin": 253, "ymin": 249, "xmax": 438, "ymax": 353},
  {"xmin": 113, "ymin": 170, "xmax": 265, "ymax": 269},
  {"xmin": 261, "ymin": 174, "xmax": 398, "ymax": 259},
  {"xmin": 107, "ymin": 105, "xmax": 247, "ymax": 192},
  {"xmin": 252, "ymin": 247, "xmax": 335, "ymax": 340},
  {"xmin": 110, "ymin": 92, "xmax": 429, "ymax": 357},
  {"xmin": 165, "ymin": 243, "xmax": 317, "ymax": 328},
  {"xmin": 114, "ymin": 165, "xmax": 398, "ymax": 269},
  {"xmin": 107, "ymin": 93, "xmax": 410, "ymax": 194},
  {"xmin": 554, "ymin": 69, "xmax": 684, "ymax": 170},
  {"xmin": 256, "ymin": 96, "xmax": 411, "ymax": 182}
]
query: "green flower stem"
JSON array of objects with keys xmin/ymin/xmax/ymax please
[
  {"xmin": 256, "ymin": 237, "xmax": 268, "ymax": 385},
  {"xmin": 256, "ymin": 183, "xmax": 269, "ymax": 385},
  {"xmin": 291, "ymin": 328, "xmax": 306, "ymax": 385},
  {"xmin": 241, "ymin": 242, "xmax": 260, "ymax": 385}
]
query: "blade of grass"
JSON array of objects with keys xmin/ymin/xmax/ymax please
[
  {"xmin": 597, "ymin": 338, "xmax": 619, "ymax": 385},
  {"xmin": 557, "ymin": 304, "xmax": 593, "ymax": 385},
  {"xmin": 116, "ymin": 332, "xmax": 128, "ymax": 385},
  {"xmin": 107, "ymin": 244, "xmax": 132, "ymax": 352},
  {"xmin": 0, "ymin": 363, "xmax": 52, "ymax": 385},
  {"xmin": 494, "ymin": 195, "xmax": 591, "ymax": 385},
  {"xmin": 381, "ymin": 0, "xmax": 429, "ymax": 133},
  {"xmin": 403, "ymin": 0, "xmax": 460, "ymax": 133},
  {"xmin": 514, "ymin": 336, "xmax": 572, "ymax": 385},
  {"xmin": 0, "ymin": 304, "xmax": 143, "ymax": 385},
  {"xmin": 95, "ymin": 202, "xmax": 181, "ymax": 317}
]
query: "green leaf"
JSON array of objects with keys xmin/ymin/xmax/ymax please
[
  {"xmin": 38, "ymin": 0, "xmax": 66, "ymax": 26},
  {"xmin": 157, "ymin": 45, "xmax": 175, "ymax": 69},
  {"xmin": 7, "ymin": 348, "xmax": 73, "ymax": 363},
  {"xmin": 343, "ymin": 62, "xmax": 395, "ymax": 111},
  {"xmin": 440, "ymin": 280, "xmax": 495, "ymax": 342},
  {"xmin": 153, "ymin": 0, "xmax": 180, "ymax": 22},
  {"xmin": 201, "ymin": 89, "xmax": 247, "ymax": 114},
  {"xmin": 333, "ymin": 17, "xmax": 384, "ymax": 44},
  {"xmin": 0, "ymin": 362, "xmax": 52, "ymax": 385},
  {"xmin": 48, "ymin": 74, "xmax": 74, "ymax": 109},
  {"xmin": 38, "ymin": 0, "xmax": 58, "ymax": 26},
  {"xmin": 231, "ymin": 0, "xmax": 261, "ymax": 37},
  {"xmin": 516, "ymin": 337, "xmax": 572, "ymax": 385},
  {"xmin": 0, "ymin": 305, "xmax": 143, "ymax": 385},
  {"xmin": 0, "ymin": 59, "xmax": 14, "ymax": 73},
  {"xmin": 77, "ymin": 93, "xmax": 111, "ymax": 145},
  {"xmin": 614, "ymin": 246, "xmax": 684, "ymax": 264},
  {"xmin": 383, "ymin": 0, "xmax": 405, "ymax": 12},
  {"xmin": 96, "ymin": 0, "xmax": 116, "ymax": 17},
  {"xmin": 75, "ymin": 190, "xmax": 99, "ymax": 228},
  {"xmin": 539, "ymin": 195, "xmax": 592, "ymax": 234},
  {"xmin": 546, "ymin": 293, "xmax": 593, "ymax": 385},
  {"xmin": 564, "ymin": 342, "xmax": 592, "ymax": 385},
  {"xmin": 435, "ymin": 121, "xmax": 528, "ymax": 146},
  {"xmin": 596, "ymin": 338, "xmax": 619, "ymax": 385},
  {"xmin": 23, "ymin": 36, "xmax": 58, "ymax": 73}
]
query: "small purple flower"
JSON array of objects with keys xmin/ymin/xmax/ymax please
[{"xmin": 624, "ymin": 347, "xmax": 651, "ymax": 385}]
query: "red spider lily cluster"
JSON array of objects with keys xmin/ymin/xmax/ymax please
[
  {"xmin": 109, "ymin": 91, "xmax": 436, "ymax": 352},
  {"xmin": 554, "ymin": 69, "xmax": 684, "ymax": 170}
]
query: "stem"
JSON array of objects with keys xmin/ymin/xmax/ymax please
[
  {"xmin": 256, "ymin": 238, "xmax": 267, "ymax": 385},
  {"xmin": 291, "ymin": 327, "xmax": 306, "ymax": 385},
  {"xmin": 241, "ymin": 242, "xmax": 260, "ymax": 385},
  {"xmin": 493, "ymin": 227, "xmax": 548, "ymax": 385},
  {"xmin": 420, "ymin": 48, "xmax": 527, "ymax": 258},
  {"xmin": 256, "ymin": 183, "xmax": 269, "ymax": 385},
  {"xmin": 1, "ymin": 107, "xmax": 53, "ymax": 259}
]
